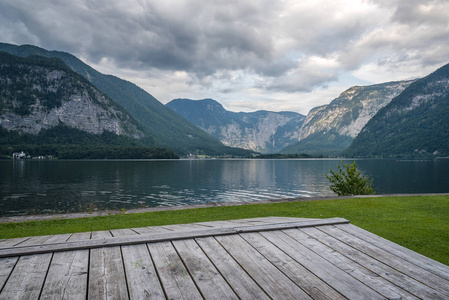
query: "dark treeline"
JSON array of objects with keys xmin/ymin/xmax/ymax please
[
  {"xmin": 255, "ymin": 153, "xmax": 324, "ymax": 159},
  {"xmin": 1, "ymin": 144, "xmax": 179, "ymax": 159},
  {"xmin": 0, "ymin": 125, "xmax": 179, "ymax": 159}
]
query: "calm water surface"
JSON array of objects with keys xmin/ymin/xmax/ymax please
[{"xmin": 1, "ymin": 159, "xmax": 448, "ymax": 216}]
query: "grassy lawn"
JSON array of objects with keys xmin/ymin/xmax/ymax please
[{"xmin": 1, "ymin": 195, "xmax": 448, "ymax": 266}]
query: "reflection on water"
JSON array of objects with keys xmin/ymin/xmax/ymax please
[{"xmin": 1, "ymin": 159, "xmax": 448, "ymax": 216}]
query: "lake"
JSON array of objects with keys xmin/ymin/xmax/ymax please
[{"xmin": 1, "ymin": 158, "xmax": 449, "ymax": 217}]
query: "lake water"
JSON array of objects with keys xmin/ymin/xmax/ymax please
[{"xmin": 1, "ymin": 159, "xmax": 448, "ymax": 217}]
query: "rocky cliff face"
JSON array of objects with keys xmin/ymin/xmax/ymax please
[
  {"xmin": 281, "ymin": 80, "xmax": 415, "ymax": 155},
  {"xmin": 345, "ymin": 63, "xmax": 449, "ymax": 158},
  {"xmin": 166, "ymin": 99, "xmax": 305, "ymax": 153},
  {"xmin": 0, "ymin": 53, "xmax": 143, "ymax": 139},
  {"xmin": 0, "ymin": 42, "xmax": 231, "ymax": 155},
  {"xmin": 299, "ymin": 80, "xmax": 415, "ymax": 140}
]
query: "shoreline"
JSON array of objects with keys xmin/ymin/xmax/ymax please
[{"xmin": 1, "ymin": 193, "xmax": 448, "ymax": 224}]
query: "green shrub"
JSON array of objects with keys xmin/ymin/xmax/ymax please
[{"xmin": 325, "ymin": 161, "xmax": 375, "ymax": 196}]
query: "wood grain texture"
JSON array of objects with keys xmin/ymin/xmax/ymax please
[
  {"xmin": 40, "ymin": 250, "xmax": 89, "ymax": 300},
  {"xmin": 0, "ymin": 253, "xmax": 52, "ymax": 300},
  {"xmin": 122, "ymin": 244, "xmax": 165, "ymax": 300},
  {"xmin": 287, "ymin": 228, "xmax": 418, "ymax": 300},
  {"xmin": 148, "ymin": 241, "xmax": 202, "ymax": 299},
  {"xmin": 320, "ymin": 225, "xmax": 449, "ymax": 297},
  {"xmin": 88, "ymin": 246, "xmax": 129, "ymax": 300},
  {"xmin": 0, "ymin": 217, "xmax": 447, "ymax": 299},
  {"xmin": 173, "ymin": 238, "xmax": 238, "ymax": 300},
  {"xmin": 0, "ymin": 257, "xmax": 18, "ymax": 291},
  {"xmin": 215, "ymin": 234, "xmax": 313, "ymax": 299},
  {"xmin": 303, "ymin": 226, "xmax": 448, "ymax": 300},
  {"xmin": 0, "ymin": 237, "xmax": 30, "ymax": 249},
  {"xmin": 67, "ymin": 232, "xmax": 92, "ymax": 242},
  {"xmin": 240, "ymin": 232, "xmax": 345, "ymax": 300},
  {"xmin": 195, "ymin": 237, "xmax": 270, "ymax": 300},
  {"xmin": 0, "ymin": 218, "xmax": 349, "ymax": 258},
  {"xmin": 260, "ymin": 230, "xmax": 385, "ymax": 300},
  {"xmin": 338, "ymin": 223, "xmax": 449, "ymax": 280}
]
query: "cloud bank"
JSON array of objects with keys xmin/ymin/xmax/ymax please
[{"xmin": 1, "ymin": 0, "xmax": 449, "ymax": 113}]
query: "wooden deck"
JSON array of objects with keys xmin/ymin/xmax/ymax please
[{"xmin": 0, "ymin": 217, "xmax": 448, "ymax": 299}]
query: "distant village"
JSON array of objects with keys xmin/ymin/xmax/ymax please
[{"xmin": 12, "ymin": 151, "xmax": 53, "ymax": 160}]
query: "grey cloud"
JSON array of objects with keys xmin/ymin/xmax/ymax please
[
  {"xmin": 1, "ymin": 0, "xmax": 449, "ymax": 104},
  {"xmin": 0, "ymin": 0, "xmax": 292, "ymax": 77}
]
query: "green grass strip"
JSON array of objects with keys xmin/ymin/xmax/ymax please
[{"xmin": 0, "ymin": 195, "xmax": 448, "ymax": 266}]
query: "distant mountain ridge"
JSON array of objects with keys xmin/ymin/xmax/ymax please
[
  {"xmin": 344, "ymin": 63, "xmax": 449, "ymax": 158},
  {"xmin": 166, "ymin": 98, "xmax": 306, "ymax": 153},
  {"xmin": 280, "ymin": 80, "xmax": 415, "ymax": 155},
  {"xmin": 0, "ymin": 43, "xmax": 243, "ymax": 156}
]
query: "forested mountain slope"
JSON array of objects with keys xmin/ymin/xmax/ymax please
[
  {"xmin": 0, "ymin": 43, "xmax": 238, "ymax": 155},
  {"xmin": 344, "ymin": 63, "xmax": 449, "ymax": 158},
  {"xmin": 280, "ymin": 80, "xmax": 414, "ymax": 155}
]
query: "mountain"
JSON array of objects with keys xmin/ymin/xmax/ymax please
[
  {"xmin": 0, "ymin": 52, "xmax": 143, "ymax": 139},
  {"xmin": 166, "ymin": 98, "xmax": 306, "ymax": 153},
  {"xmin": 0, "ymin": 52, "xmax": 183, "ymax": 159},
  {"xmin": 344, "ymin": 63, "xmax": 449, "ymax": 158},
  {"xmin": 0, "ymin": 43, "xmax": 235, "ymax": 156},
  {"xmin": 280, "ymin": 80, "xmax": 415, "ymax": 155}
]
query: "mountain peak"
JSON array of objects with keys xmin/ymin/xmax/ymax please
[
  {"xmin": 166, "ymin": 98, "xmax": 305, "ymax": 153},
  {"xmin": 344, "ymin": 62, "xmax": 449, "ymax": 158},
  {"xmin": 280, "ymin": 80, "xmax": 415, "ymax": 155},
  {"xmin": 0, "ymin": 43, "xmax": 244, "ymax": 156}
]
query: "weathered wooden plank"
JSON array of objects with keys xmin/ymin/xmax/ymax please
[
  {"xmin": 228, "ymin": 217, "xmax": 312, "ymax": 225},
  {"xmin": 91, "ymin": 230, "xmax": 113, "ymax": 239},
  {"xmin": 0, "ymin": 253, "xmax": 52, "ymax": 300},
  {"xmin": 321, "ymin": 225, "xmax": 449, "ymax": 297},
  {"xmin": 0, "ymin": 227, "xmax": 235, "ymax": 258},
  {"xmin": 240, "ymin": 232, "xmax": 345, "ymax": 300},
  {"xmin": 15, "ymin": 234, "xmax": 53, "ymax": 246},
  {"xmin": 286, "ymin": 228, "xmax": 418, "ymax": 300},
  {"xmin": 121, "ymin": 244, "xmax": 165, "ymax": 300},
  {"xmin": 338, "ymin": 223, "xmax": 449, "ymax": 280},
  {"xmin": 173, "ymin": 238, "xmax": 238, "ymax": 299},
  {"xmin": 194, "ymin": 220, "xmax": 237, "ymax": 228},
  {"xmin": 260, "ymin": 230, "xmax": 385, "ymax": 300},
  {"xmin": 110, "ymin": 228, "xmax": 138, "ymax": 237},
  {"xmin": 195, "ymin": 237, "xmax": 270, "ymax": 300},
  {"xmin": 0, "ymin": 237, "xmax": 31, "ymax": 249},
  {"xmin": 42, "ymin": 233, "xmax": 72, "ymax": 244},
  {"xmin": 88, "ymin": 246, "xmax": 129, "ymax": 300},
  {"xmin": 40, "ymin": 250, "xmax": 89, "ymax": 300},
  {"xmin": 162, "ymin": 223, "xmax": 209, "ymax": 231},
  {"xmin": 303, "ymin": 226, "xmax": 448, "ymax": 300},
  {"xmin": 0, "ymin": 257, "xmax": 18, "ymax": 291},
  {"xmin": 225, "ymin": 219, "xmax": 270, "ymax": 225},
  {"xmin": 131, "ymin": 226, "xmax": 172, "ymax": 235},
  {"xmin": 148, "ymin": 241, "xmax": 202, "ymax": 299},
  {"xmin": 215, "ymin": 234, "xmax": 313, "ymax": 299},
  {"xmin": 67, "ymin": 232, "xmax": 92, "ymax": 242},
  {"xmin": 256, "ymin": 217, "xmax": 319, "ymax": 223},
  {"xmin": 0, "ymin": 218, "xmax": 349, "ymax": 258},
  {"xmin": 232, "ymin": 217, "xmax": 349, "ymax": 233}
]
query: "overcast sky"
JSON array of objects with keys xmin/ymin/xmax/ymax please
[{"xmin": 1, "ymin": 0, "xmax": 449, "ymax": 114}]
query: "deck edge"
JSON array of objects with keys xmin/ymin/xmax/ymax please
[{"xmin": 0, "ymin": 218, "xmax": 349, "ymax": 258}]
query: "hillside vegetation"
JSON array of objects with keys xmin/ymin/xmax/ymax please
[
  {"xmin": 280, "ymin": 81, "xmax": 414, "ymax": 156},
  {"xmin": 0, "ymin": 52, "xmax": 179, "ymax": 159},
  {"xmin": 345, "ymin": 63, "xmax": 449, "ymax": 158},
  {"xmin": 0, "ymin": 43, "xmax": 248, "ymax": 156}
]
